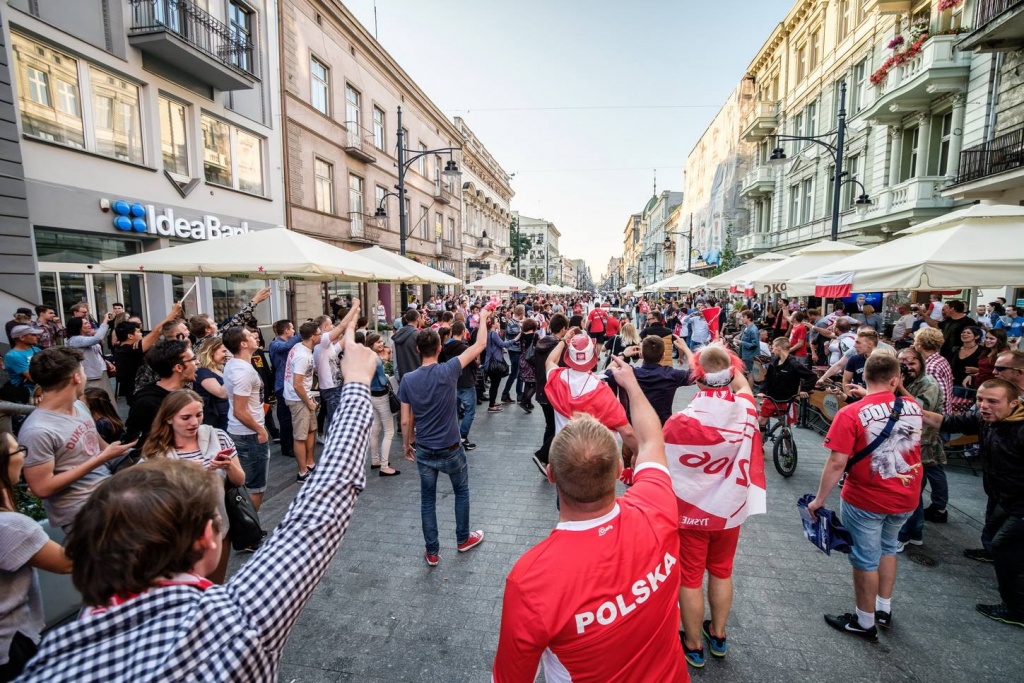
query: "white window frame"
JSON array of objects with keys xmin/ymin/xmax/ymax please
[
  {"xmin": 349, "ymin": 174, "xmax": 364, "ymax": 231},
  {"xmin": 310, "ymin": 56, "xmax": 329, "ymax": 116},
  {"xmin": 200, "ymin": 113, "xmax": 266, "ymax": 196},
  {"xmin": 938, "ymin": 112, "xmax": 953, "ymax": 176},
  {"xmin": 801, "ymin": 177, "xmax": 814, "ymax": 223},
  {"xmin": 372, "ymin": 105, "xmax": 385, "ymax": 151},
  {"xmin": 158, "ymin": 95, "xmax": 190, "ymax": 180},
  {"xmin": 789, "ymin": 184, "xmax": 801, "ymax": 227},
  {"xmin": 314, "ymin": 157, "xmax": 334, "ymax": 214}
]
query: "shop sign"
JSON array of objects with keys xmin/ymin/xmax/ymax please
[{"xmin": 105, "ymin": 199, "xmax": 250, "ymax": 241}]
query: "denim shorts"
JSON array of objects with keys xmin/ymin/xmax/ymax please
[
  {"xmin": 841, "ymin": 500, "xmax": 913, "ymax": 571},
  {"xmin": 232, "ymin": 431, "xmax": 270, "ymax": 493}
]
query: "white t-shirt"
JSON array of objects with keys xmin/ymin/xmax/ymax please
[
  {"xmin": 224, "ymin": 358, "xmax": 264, "ymax": 436},
  {"xmin": 929, "ymin": 301, "xmax": 944, "ymax": 321},
  {"xmin": 314, "ymin": 335, "xmax": 343, "ymax": 390},
  {"xmin": 283, "ymin": 343, "xmax": 314, "ymax": 402}
]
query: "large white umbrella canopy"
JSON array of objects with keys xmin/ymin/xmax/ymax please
[
  {"xmin": 534, "ymin": 283, "xmax": 557, "ymax": 293},
  {"xmin": 743, "ymin": 240, "xmax": 867, "ymax": 297},
  {"xmin": 619, "ymin": 283, "xmax": 638, "ymax": 294},
  {"xmin": 465, "ymin": 273, "xmax": 536, "ymax": 292},
  {"xmin": 791, "ymin": 204, "xmax": 1024, "ymax": 293},
  {"xmin": 353, "ymin": 245, "xmax": 460, "ymax": 285},
  {"xmin": 99, "ymin": 227, "xmax": 407, "ymax": 282},
  {"xmin": 702, "ymin": 252, "xmax": 789, "ymax": 290},
  {"xmin": 647, "ymin": 272, "xmax": 708, "ymax": 292}
]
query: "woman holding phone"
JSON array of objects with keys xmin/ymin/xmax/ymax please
[{"xmin": 142, "ymin": 390, "xmax": 246, "ymax": 582}]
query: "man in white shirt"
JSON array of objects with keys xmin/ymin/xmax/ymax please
[
  {"xmin": 284, "ymin": 321, "xmax": 322, "ymax": 482},
  {"xmin": 222, "ymin": 326, "xmax": 270, "ymax": 511},
  {"xmin": 891, "ymin": 304, "xmax": 917, "ymax": 347},
  {"xmin": 314, "ymin": 311, "xmax": 353, "ymax": 436}
]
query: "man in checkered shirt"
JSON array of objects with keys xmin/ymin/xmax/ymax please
[{"xmin": 16, "ymin": 309, "xmax": 375, "ymax": 683}]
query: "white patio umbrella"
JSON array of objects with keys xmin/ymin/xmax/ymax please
[
  {"xmin": 99, "ymin": 227, "xmax": 407, "ymax": 281},
  {"xmin": 790, "ymin": 204, "xmax": 1024, "ymax": 296},
  {"xmin": 353, "ymin": 245, "xmax": 460, "ymax": 285},
  {"xmin": 742, "ymin": 240, "xmax": 866, "ymax": 297},
  {"xmin": 534, "ymin": 283, "xmax": 556, "ymax": 293},
  {"xmin": 464, "ymin": 273, "xmax": 536, "ymax": 292},
  {"xmin": 702, "ymin": 252, "xmax": 788, "ymax": 290},
  {"xmin": 619, "ymin": 283, "xmax": 638, "ymax": 294},
  {"xmin": 647, "ymin": 272, "xmax": 709, "ymax": 293}
]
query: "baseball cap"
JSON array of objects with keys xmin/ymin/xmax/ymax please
[
  {"xmin": 563, "ymin": 334, "xmax": 597, "ymax": 372},
  {"xmin": 15, "ymin": 307, "xmax": 33, "ymax": 317},
  {"xmin": 11, "ymin": 324, "xmax": 44, "ymax": 339}
]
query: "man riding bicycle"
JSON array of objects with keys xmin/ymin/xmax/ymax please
[{"xmin": 757, "ymin": 337, "xmax": 818, "ymax": 429}]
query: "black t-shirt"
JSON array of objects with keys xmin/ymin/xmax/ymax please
[
  {"xmin": 940, "ymin": 316, "xmax": 976, "ymax": 360},
  {"xmin": 113, "ymin": 343, "xmax": 145, "ymax": 399},
  {"xmin": 640, "ymin": 324, "xmax": 674, "ymax": 339},
  {"xmin": 440, "ymin": 338, "xmax": 476, "ymax": 389},
  {"xmin": 844, "ymin": 353, "xmax": 868, "ymax": 388}
]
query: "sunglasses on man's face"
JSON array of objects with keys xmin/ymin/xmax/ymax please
[{"xmin": 994, "ymin": 366, "xmax": 1021, "ymax": 373}]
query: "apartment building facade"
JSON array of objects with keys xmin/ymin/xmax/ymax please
[
  {"xmin": 638, "ymin": 190, "xmax": 683, "ymax": 285},
  {"xmin": 454, "ymin": 116, "xmax": 514, "ymax": 283},
  {"xmin": 280, "ymin": 0, "xmax": 462, "ymax": 318},
  {"xmin": 622, "ymin": 212, "xmax": 641, "ymax": 288},
  {"xmin": 2, "ymin": 0, "xmax": 286, "ymax": 325},
  {"xmin": 513, "ymin": 212, "xmax": 559, "ymax": 285}
]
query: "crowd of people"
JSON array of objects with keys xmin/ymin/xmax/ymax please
[{"xmin": 0, "ymin": 284, "xmax": 1020, "ymax": 681}]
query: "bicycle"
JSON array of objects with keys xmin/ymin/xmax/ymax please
[{"xmin": 758, "ymin": 394, "xmax": 803, "ymax": 478}]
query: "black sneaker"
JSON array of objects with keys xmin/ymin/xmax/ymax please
[
  {"xmin": 296, "ymin": 471, "xmax": 309, "ymax": 483},
  {"xmin": 679, "ymin": 631, "xmax": 706, "ymax": 668},
  {"xmin": 702, "ymin": 619, "xmax": 727, "ymax": 657},
  {"xmin": 531, "ymin": 455, "xmax": 548, "ymax": 476},
  {"xmin": 462, "ymin": 439, "xmax": 477, "ymax": 451},
  {"xmin": 501, "ymin": 396, "xmax": 514, "ymax": 404},
  {"xmin": 875, "ymin": 610, "xmax": 892, "ymax": 629},
  {"xmin": 977, "ymin": 603, "xmax": 1024, "ymax": 628},
  {"xmin": 964, "ymin": 548, "xmax": 994, "ymax": 563},
  {"xmin": 824, "ymin": 613, "xmax": 878, "ymax": 642},
  {"xmin": 924, "ymin": 507, "xmax": 948, "ymax": 523}
]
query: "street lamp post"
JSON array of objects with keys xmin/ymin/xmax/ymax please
[
  {"xmin": 375, "ymin": 106, "xmax": 462, "ymax": 312},
  {"xmin": 768, "ymin": 82, "xmax": 872, "ymax": 241},
  {"xmin": 666, "ymin": 215, "xmax": 702, "ymax": 272}
]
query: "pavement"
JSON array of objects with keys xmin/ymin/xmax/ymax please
[{"xmin": 237, "ymin": 385, "xmax": 1024, "ymax": 683}]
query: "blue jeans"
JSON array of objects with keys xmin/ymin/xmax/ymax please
[
  {"xmin": 502, "ymin": 350, "xmax": 522, "ymax": 399},
  {"xmin": 841, "ymin": 500, "xmax": 912, "ymax": 571},
  {"xmin": 275, "ymin": 389, "xmax": 294, "ymax": 457},
  {"xmin": 232, "ymin": 431, "xmax": 270, "ymax": 493},
  {"xmin": 457, "ymin": 386, "xmax": 477, "ymax": 440},
  {"xmin": 899, "ymin": 463, "xmax": 949, "ymax": 542},
  {"xmin": 320, "ymin": 386, "xmax": 342, "ymax": 437},
  {"xmin": 416, "ymin": 443, "xmax": 470, "ymax": 554}
]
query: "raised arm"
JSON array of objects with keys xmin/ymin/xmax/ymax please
[
  {"xmin": 606, "ymin": 356, "xmax": 665, "ymax": 468},
  {"xmin": 226, "ymin": 313, "xmax": 373, "ymax": 649},
  {"xmin": 333, "ymin": 300, "xmax": 360, "ymax": 349},
  {"xmin": 457, "ymin": 308, "xmax": 490, "ymax": 369},
  {"xmin": 142, "ymin": 303, "xmax": 183, "ymax": 352},
  {"xmin": 224, "ymin": 287, "xmax": 272, "ymax": 330}
]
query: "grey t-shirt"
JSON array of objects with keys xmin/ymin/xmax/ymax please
[
  {"xmin": 224, "ymin": 358, "xmax": 264, "ymax": 436},
  {"xmin": 21, "ymin": 401, "xmax": 107, "ymax": 530},
  {"xmin": 0, "ymin": 511, "xmax": 48, "ymax": 663}
]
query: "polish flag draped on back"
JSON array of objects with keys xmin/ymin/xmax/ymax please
[
  {"xmin": 663, "ymin": 389, "xmax": 766, "ymax": 530},
  {"xmin": 815, "ymin": 272, "xmax": 855, "ymax": 298}
]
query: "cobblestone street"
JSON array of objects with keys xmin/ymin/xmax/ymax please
[{"xmin": 243, "ymin": 386, "xmax": 1024, "ymax": 683}]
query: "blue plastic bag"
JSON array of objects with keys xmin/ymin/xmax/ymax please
[{"xmin": 797, "ymin": 494, "xmax": 853, "ymax": 556}]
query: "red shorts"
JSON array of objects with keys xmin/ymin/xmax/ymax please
[
  {"xmin": 677, "ymin": 527, "xmax": 742, "ymax": 588},
  {"xmin": 759, "ymin": 400, "xmax": 791, "ymax": 420}
]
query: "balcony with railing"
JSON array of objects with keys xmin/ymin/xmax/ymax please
[
  {"xmin": 739, "ymin": 166, "xmax": 775, "ymax": 198},
  {"xmin": 343, "ymin": 122, "xmax": 377, "ymax": 163},
  {"xmin": 347, "ymin": 213, "xmax": 381, "ymax": 244},
  {"xmin": 959, "ymin": 0, "xmax": 1024, "ymax": 51},
  {"xmin": 740, "ymin": 101, "xmax": 779, "ymax": 142},
  {"xmin": 128, "ymin": 0, "xmax": 257, "ymax": 91},
  {"xmin": 434, "ymin": 175, "xmax": 455, "ymax": 205},
  {"xmin": 849, "ymin": 175, "xmax": 954, "ymax": 229},
  {"xmin": 736, "ymin": 232, "xmax": 773, "ymax": 255},
  {"xmin": 861, "ymin": 35, "xmax": 971, "ymax": 122},
  {"xmin": 949, "ymin": 127, "xmax": 1024, "ymax": 190}
]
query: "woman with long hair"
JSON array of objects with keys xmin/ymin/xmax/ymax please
[
  {"xmin": 517, "ymin": 319, "xmax": 539, "ymax": 413},
  {"xmin": 82, "ymin": 387, "xmax": 124, "ymax": 443},
  {"xmin": 604, "ymin": 322, "xmax": 642, "ymax": 366},
  {"xmin": 141, "ymin": 390, "xmax": 246, "ymax": 581},
  {"xmin": 484, "ymin": 316, "xmax": 518, "ymax": 412},
  {"xmin": 967, "ymin": 328, "xmax": 1008, "ymax": 387},
  {"xmin": 0, "ymin": 430, "xmax": 71, "ymax": 680},
  {"xmin": 501, "ymin": 305, "xmax": 527, "ymax": 404},
  {"xmin": 194, "ymin": 338, "xmax": 229, "ymax": 430},
  {"xmin": 950, "ymin": 326, "xmax": 984, "ymax": 387},
  {"xmin": 364, "ymin": 333, "xmax": 398, "ymax": 476}
]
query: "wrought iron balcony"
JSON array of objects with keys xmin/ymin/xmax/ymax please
[
  {"xmin": 347, "ymin": 213, "xmax": 381, "ymax": 244},
  {"xmin": 952, "ymin": 127, "xmax": 1024, "ymax": 185},
  {"xmin": 128, "ymin": 0, "xmax": 257, "ymax": 91},
  {"xmin": 959, "ymin": 0, "xmax": 1024, "ymax": 51},
  {"xmin": 343, "ymin": 122, "xmax": 377, "ymax": 163},
  {"xmin": 434, "ymin": 176, "xmax": 455, "ymax": 205}
]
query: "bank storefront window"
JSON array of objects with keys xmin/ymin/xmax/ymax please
[
  {"xmin": 210, "ymin": 277, "xmax": 266, "ymax": 325},
  {"xmin": 36, "ymin": 228, "xmax": 140, "ymax": 262}
]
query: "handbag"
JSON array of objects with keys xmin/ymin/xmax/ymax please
[
  {"xmin": 225, "ymin": 481, "xmax": 265, "ymax": 550},
  {"xmin": 487, "ymin": 357, "xmax": 510, "ymax": 378},
  {"xmin": 387, "ymin": 382, "xmax": 400, "ymax": 414}
]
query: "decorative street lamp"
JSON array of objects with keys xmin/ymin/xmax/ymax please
[
  {"xmin": 768, "ymin": 82, "xmax": 872, "ymax": 241},
  {"xmin": 373, "ymin": 106, "xmax": 461, "ymax": 311}
]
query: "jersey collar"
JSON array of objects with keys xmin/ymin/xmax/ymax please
[{"xmin": 555, "ymin": 503, "xmax": 621, "ymax": 532}]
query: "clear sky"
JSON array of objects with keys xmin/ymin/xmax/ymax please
[{"xmin": 342, "ymin": 0, "xmax": 795, "ymax": 278}]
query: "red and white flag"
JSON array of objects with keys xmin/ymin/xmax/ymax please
[
  {"xmin": 663, "ymin": 390, "xmax": 766, "ymax": 530},
  {"xmin": 815, "ymin": 272, "xmax": 855, "ymax": 298},
  {"xmin": 702, "ymin": 306, "xmax": 721, "ymax": 339}
]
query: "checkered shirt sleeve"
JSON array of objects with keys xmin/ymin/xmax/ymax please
[
  {"xmin": 925, "ymin": 354, "xmax": 954, "ymax": 412},
  {"xmin": 16, "ymin": 383, "xmax": 371, "ymax": 683}
]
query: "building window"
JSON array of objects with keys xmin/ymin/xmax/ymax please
[
  {"xmin": 902, "ymin": 126, "xmax": 920, "ymax": 181},
  {"xmin": 789, "ymin": 184, "xmax": 801, "ymax": 227},
  {"xmin": 810, "ymin": 30, "xmax": 821, "ymax": 70},
  {"xmin": 802, "ymin": 178, "xmax": 814, "ymax": 223},
  {"xmin": 375, "ymin": 185, "xmax": 387, "ymax": 219},
  {"xmin": 314, "ymin": 158, "xmax": 333, "ymax": 213},
  {"xmin": 90, "ymin": 67, "xmax": 143, "ymax": 164},
  {"xmin": 792, "ymin": 113, "xmax": 804, "ymax": 150},
  {"xmin": 228, "ymin": 1, "xmax": 253, "ymax": 73},
  {"xmin": 844, "ymin": 155, "xmax": 861, "ymax": 207},
  {"xmin": 838, "ymin": 0, "xmax": 851, "ymax": 41},
  {"xmin": 435, "ymin": 212, "xmax": 443, "ymax": 241},
  {"xmin": 938, "ymin": 112, "xmax": 953, "ymax": 176},
  {"xmin": 349, "ymin": 174, "xmax": 364, "ymax": 219},
  {"xmin": 447, "ymin": 217, "xmax": 456, "ymax": 244},
  {"xmin": 806, "ymin": 101, "xmax": 817, "ymax": 141},
  {"xmin": 12, "ymin": 34, "xmax": 84, "ymax": 148},
  {"xmin": 857, "ymin": 0, "xmax": 868, "ymax": 24},
  {"xmin": 310, "ymin": 57, "xmax": 329, "ymax": 115},
  {"xmin": 201, "ymin": 114, "xmax": 265, "ymax": 195},
  {"xmin": 159, "ymin": 96, "xmax": 189, "ymax": 177},
  {"xmin": 420, "ymin": 205, "xmax": 430, "ymax": 240},
  {"xmin": 797, "ymin": 44, "xmax": 807, "ymax": 82},
  {"xmin": 851, "ymin": 60, "xmax": 867, "ymax": 114},
  {"xmin": 345, "ymin": 85, "xmax": 360, "ymax": 130},
  {"xmin": 372, "ymin": 106, "xmax": 385, "ymax": 151},
  {"xmin": 417, "ymin": 142, "xmax": 427, "ymax": 175}
]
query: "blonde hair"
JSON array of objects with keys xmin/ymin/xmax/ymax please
[
  {"xmin": 863, "ymin": 304, "xmax": 875, "ymax": 316},
  {"xmin": 550, "ymin": 414, "xmax": 619, "ymax": 507},
  {"xmin": 196, "ymin": 337, "xmax": 226, "ymax": 372},
  {"xmin": 698, "ymin": 344, "xmax": 731, "ymax": 373},
  {"xmin": 619, "ymin": 323, "xmax": 641, "ymax": 347},
  {"xmin": 914, "ymin": 327, "xmax": 944, "ymax": 352}
]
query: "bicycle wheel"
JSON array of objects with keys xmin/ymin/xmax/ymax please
[{"xmin": 772, "ymin": 429, "xmax": 798, "ymax": 478}]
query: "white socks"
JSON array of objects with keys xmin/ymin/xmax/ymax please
[
  {"xmin": 875, "ymin": 596, "xmax": 891, "ymax": 613},
  {"xmin": 856, "ymin": 607, "xmax": 875, "ymax": 629}
]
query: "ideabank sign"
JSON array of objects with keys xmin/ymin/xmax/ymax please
[{"xmin": 107, "ymin": 199, "xmax": 250, "ymax": 240}]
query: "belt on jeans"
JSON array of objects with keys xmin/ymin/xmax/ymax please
[
  {"xmin": 370, "ymin": 389, "xmax": 388, "ymax": 396},
  {"xmin": 420, "ymin": 442, "xmax": 462, "ymax": 452}
]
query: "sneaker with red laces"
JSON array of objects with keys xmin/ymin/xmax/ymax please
[
  {"xmin": 457, "ymin": 530, "xmax": 485, "ymax": 552},
  {"xmin": 424, "ymin": 550, "xmax": 439, "ymax": 567}
]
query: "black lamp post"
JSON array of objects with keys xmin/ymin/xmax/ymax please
[
  {"xmin": 374, "ymin": 106, "xmax": 462, "ymax": 312},
  {"xmin": 666, "ymin": 215, "xmax": 702, "ymax": 272},
  {"xmin": 768, "ymin": 82, "xmax": 872, "ymax": 241}
]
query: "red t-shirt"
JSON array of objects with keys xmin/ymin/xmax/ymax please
[
  {"xmin": 789, "ymin": 324, "xmax": 808, "ymax": 357},
  {"xmin": 823, "ymin": 392, "xmax": 923, "ymax": 514},
  {"xmin": 587, "ymin": 308, "xmax": 608, "ymax": 334},
  {"xmin": 492, "ymin": 464, "xmax": 688, "ymax": 683},
  {"xmin": 605, "ymin": 315, "xmax": 621, "ymax": 337}
]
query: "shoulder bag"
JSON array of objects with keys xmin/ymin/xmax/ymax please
[
  {"xmin": 225, "ymin": 479, "xmax": 265, "ymax": 550},
  {"xmin": 387, "ymin": 381, "xmax": 400, "ymax": 414},
  {"xmin": 844, "ymin": 396, "xmax": 905, "ymax": 473}
]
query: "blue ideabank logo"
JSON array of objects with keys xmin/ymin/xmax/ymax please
[{"xmin": 110, "ymin": 199, "xmax": 148, "ymax": 233}]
